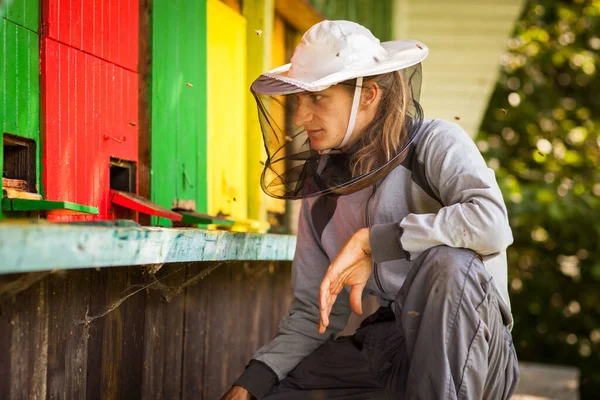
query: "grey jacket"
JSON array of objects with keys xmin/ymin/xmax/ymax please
[{"xmin": 234, "ymin": 119, "xmax": 514, "ymax": 397}]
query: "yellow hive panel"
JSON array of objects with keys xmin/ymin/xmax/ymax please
[{"xmin": 207, "ymin": 0, "xmax": 248, "ymax": 220}]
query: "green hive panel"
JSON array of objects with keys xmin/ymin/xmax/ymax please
[
  {"xmin": 0, "ymin": 0, "xmax": 39, "ymax": 32},
  {"xmin": 0, "ymin": 17, "xmax": 40, "ymax": 219},
  {"xmin": 150, "ymin": 0, "xmax": 208, "ymax": 226},
  {"xmin": 2, "ymin": 198, "xmax": 99, "ymax": 215}
]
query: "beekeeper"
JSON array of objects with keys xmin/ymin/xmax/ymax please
[{"xmin": 222, "ymin": 19, "xmax": 520, "ymax": 400}]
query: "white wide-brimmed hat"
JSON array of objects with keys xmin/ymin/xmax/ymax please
[
  {"xmin": 252, "ymin": 20, "xmax": 428, "ymax": 95},
  {"xmin": 252, "ymin": 20, "xmax": 428, "ymax": 199}
]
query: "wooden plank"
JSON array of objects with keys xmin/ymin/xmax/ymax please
[
  {"xmin": 46, "ymin": 271, "xmax": 69, "ymax": 399},
  {"xmin": 2, "ymin": 190, "xmax": 42, "ymax": 202},
  {"xmin": 0, "ymin": 224, "xmax": 296, "ymax": 274},
  {"xmin": 0, "ymin": 261, "xmax": 299, "ymax": 399},
  {"xmin": 240, "ymin": 262, "xmax": 279, "ymax": 376},
  {"xmin": 141, "ymin": 263, "xmax": 187, "ymax": 399},
  {"xmin": 141, "ymin": 271, "xmax": 166, "ymax": 398},
  {"xmin": 201, "ymin": 261, "xmax": 293, "ymax": 398},
  {"xmin": 117, "ymin": 266, "xmax": 146, "ymax": 399},
  {"xmin": 229, "ymin": 261, "xmax": 248, "ymax": 386},
  {"xmin": 29, "ymin": 279, "xmax": 49, "ymax": 400},
  {"xmin": 161, "ymin": 264, "xmax": 186, "ymax": 398},
  {"xmin": 177, "ymin": 210, "xmax": 235, "ymax": 226},
  {"xmin": 202, "ymin": 262, "xmax": 235, "ymax": 399},
  {"xmin": 8, "ymin": 279, "xmax": 30, "ymax": 400},
  {"xmin": 182, "ymin": 262, "xmax": 210, "ymax": 398},
  {"xmin": 5, "ymin": 198, "xmax": 99, "ymax": 214},
  {"xmin": 46, "ymin": 270, "xmax": 90, "ymax": 399},
  {"xmin": 4, "ymin": 276, "xmax": 49, "ymax": 400},
  {"xmin": 85, "ymin": 266, "xmax": 141, "ymax": 399},
  {"xmin": 2, "ymin": 177, "xmax": 29, "ymax": 191},
  {"xmin": 85, "ymin": 268, "xmax": 108, "ymax": 399},
  {"xmin": 98, "ymin": 266, "xmax": 128, "ymax": 399},
  {"xmin": 110, "ymin": 190, "xmax": 182, "ymax": 221},
  {"xmin": 0, "ymin": 283, "xmax": 14, "ymax": 395},
  {"xmin": 271, "ymin": 262, "xmax": 294, "ymax": 337}
]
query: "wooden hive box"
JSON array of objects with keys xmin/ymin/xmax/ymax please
[
  {"xmin": 0, "ymin": 0, "xmax": 42, "ymax": 217},
  {"xmin": 39, "ymin": 0, "xmax": 180, "ymax": 223}
]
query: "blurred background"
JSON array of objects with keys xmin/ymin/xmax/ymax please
[{"xmin": 478, "ymin": 1, "xmax": 600, "ymax": 398}]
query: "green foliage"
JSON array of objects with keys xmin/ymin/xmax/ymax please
[{"xmin": 478, "ymin": 0, "xmax": 600, "ymax": 397}]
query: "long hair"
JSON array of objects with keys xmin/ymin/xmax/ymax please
[
  {"xmin": 352, "ymin": 70, "xmax": 415, "ymax": 175},
  {"xmin": 332, "ymin": 70, "xmax": 420, "ymax": 194}
]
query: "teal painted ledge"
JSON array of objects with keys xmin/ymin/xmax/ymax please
[{"xmin": 0, "ymin": 222, "xmax": 296, "ymax": 274}]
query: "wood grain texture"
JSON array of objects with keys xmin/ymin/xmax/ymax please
[
  {"xmin": 0, "ymin": 259, "xmax": 298, "ymax": 399},
  {"xmin": 99, "ymin": 267, "xmax": 127, "ymax": 399},
  {"xmin": 84, "ymin": 268, "xmax": 107, "ymax": 399},
  {"xmin": 182, "ymin": 263, "xmax": 210, "ymax": 398},
  {"xmin": 46, "ymin": 270, "xmax": 90, "ymax": 399},
  {"xmin": 5, "ymin": 277, "xmax": 48, "ymax": 400},
  {"xmin": 141, "ymin": 263, "xmax": 187, "ymax": 399},
  {"xmin": 117, "ymin": 267, "xmax": 146, "ymax": 399},
  {"xmin": 0, "ymin": 223, "xmax": 296, "ymax": 274}
]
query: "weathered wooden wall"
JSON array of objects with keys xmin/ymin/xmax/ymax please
[{"xmin": 0, "ymin": 261, "xmax": 293, "ymax": 399}]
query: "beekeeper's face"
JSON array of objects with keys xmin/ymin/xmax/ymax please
[{"xmin": 293, "ymin": 82, "xmax": 380, "ymax": 152}]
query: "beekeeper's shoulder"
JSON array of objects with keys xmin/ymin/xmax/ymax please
[{"xmin": 415, "ymin": 118, "xmax": 476, "ymax": 163}]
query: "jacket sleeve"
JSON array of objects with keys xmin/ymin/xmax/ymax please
[
  {"xmin": 370, "ymin": 122, "xmax": 513, "ymax": 263},
  {"xmin": 233, "ymin": 198, "xmax": 352, "ymax": 398}
]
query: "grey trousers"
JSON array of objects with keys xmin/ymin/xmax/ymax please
[{"xmin": 263, "ymin": 246, "xmax": 520, "ymax": 400}]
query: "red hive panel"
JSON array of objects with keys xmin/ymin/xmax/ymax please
[
  {"xmin": 41, "ymin": 38, "xmax": 138, "ymax": 221},
  {"xmin": 42, "ymin": 0, "xmax": 138, "ymax": 71}
]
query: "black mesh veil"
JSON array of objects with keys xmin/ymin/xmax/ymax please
[{"xmin": 253, "ymin": 63, "xmax": 424, "ymax": 199}]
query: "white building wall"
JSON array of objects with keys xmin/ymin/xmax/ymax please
[{"xmin": 393, "ymin": 0, "xmax": 524, "ymax": 137}]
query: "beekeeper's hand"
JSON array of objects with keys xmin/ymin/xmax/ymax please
[
  {"xmin": 319, "ymin": 227, "xmax": 372, "ymax": 334},
  {"xmin": 220, "ymin": 386, "xmax": 252, "ymax": 400}
]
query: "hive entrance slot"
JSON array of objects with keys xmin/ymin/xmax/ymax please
[
  {"xmin": 3, "ymin": 134, "xmax": 37, "ymax": 195},
  {"xmin": 110, "ymin": 158, "xmax": 137, "ymax": 219},
  {"xmin": 110, "ymin": 158, "xmax": 137, "ymax": 193}
]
